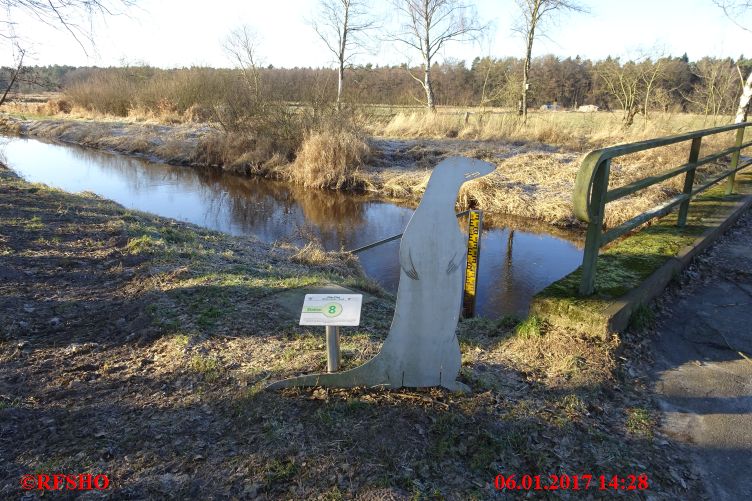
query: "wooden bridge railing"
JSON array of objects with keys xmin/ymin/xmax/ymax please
[{"xmin": 574, "ymin": 122, "xmax": 752, "ymax": 295}]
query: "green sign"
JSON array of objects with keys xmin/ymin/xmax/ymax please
[{"xmin": 299, "ymin": 294, "xmax": 363, "ymax": 326}]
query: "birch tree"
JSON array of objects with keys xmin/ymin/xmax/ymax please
[
  {"xmin": 713, "ymin": 1, "xmax": 752, "ymax": 122},
  {"xmin": 391, "ymin": 0, "xmax": 483, "ymax": 111},
  {"xmin": 313, "ymin": 0, "xmax": 375, "ymax": 110},
  {"xmin": 735, "ymin": 65, "xmax": 752, "ymax": 122},
  {"xmin": 513, "ymin": 0, "xmax": 587, "ymax": 122}
]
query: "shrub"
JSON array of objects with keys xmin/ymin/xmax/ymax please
[
  {"xmin": 289, "ymin": 128, "xmax": 371, "ymax": 189},
  {"xmin": 46, "ymin": 99, "xmax": 72, "ymax": 114}
]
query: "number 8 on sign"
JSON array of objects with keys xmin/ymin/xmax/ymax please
[{"xmin": 323, "ymin": 303, "xmax": 343, "ymax": 317}]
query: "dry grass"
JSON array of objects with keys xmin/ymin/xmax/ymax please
[
  {"xmin": 373, "ymin": 111, "xmax": 740, "ymax": 228},
  {"xmin": 498, "ymin": 325, "xmax": 619, "ymax": 388},
  {"xmin": 288, "ymin": 129, "xmax": 371, "ymax": 189},
  {"xmin": 289, "ymin": 241, "xmax": 363, "ymax": 276},
  {"xmin": 458, "ymin": 152, "xmax": 580, "ymax": 225},
  {"xmin": 380, "ymin": 110, "xmax": 733, "ymax": 151},
  {"xmin": 2, "ymin": 94, "xmax": 201, "ymax": 125},
  {"xmin": 0, "ymin": 116, "xmax": 21, "ymax": 135}
]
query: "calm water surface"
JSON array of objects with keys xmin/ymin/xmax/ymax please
[{"xmin": 2, "ymin": 137, "xmax": 583, "ymax": 317}]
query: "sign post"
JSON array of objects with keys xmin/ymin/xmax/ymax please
[
  {"xmin": 300, "ymin": 294, "xmax": 363, "ymax": 373},
  {"xmin": 463, "ymin": 210, "xmax": 483, "ymax": 318}
]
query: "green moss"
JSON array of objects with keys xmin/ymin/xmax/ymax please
[
  {"xmin": 515, "ymin": 315, "xmax": 542, "ymax": 338},
  {"xmin": 264, "ymin": 458, "xmax": 299, "ymax": 486},
  {"xmin": 125, "ymin": 234, "xmax": 166, "ymax": 254},
  {"xmin": 628, "ymin": 304, "xmax": 656, "ymax": 330},
  {"xmin": 190, "ymin": 355, "xmax": 220, "ymax": 382}
]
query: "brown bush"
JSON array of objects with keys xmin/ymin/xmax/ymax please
[
  {"xmin": 183, "ymin": 104, "xmax": 213, "ymax": 123},
  {"xmin": 289, "ymin": 129, "xmax": 371, "ymax": 189},
  {"xmin": 46, "ymin": 99, "xmax": 72, "ymax": 114},
  {"xmin": 0, "ymin": 116, "xmax": 21, "ymax": 135}
]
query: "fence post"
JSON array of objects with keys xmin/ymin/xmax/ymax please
[
  {"xmin": 726, "ymin": 127, "xmax": 745, "ymax": 195},
  {"xmin": 579, "ymin": 159, "xmax": 611, "ymax": 296},
  {"xmin": 677, "ymin": 137, "xmax": 703, "ymax": 226}
]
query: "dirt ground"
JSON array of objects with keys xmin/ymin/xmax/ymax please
[{"xmin": 0, "ymin": 163, "xmax": 700, "ymax": 499}]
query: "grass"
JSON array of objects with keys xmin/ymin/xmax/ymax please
[
  {"xmin": 125, "ymin": 234, "xmax": 165, "ymax": 254},
  {"xmin": 377, "ymin": 109, "xmax": 732, "ymax": 151},
  {"xmin": 629, "ymin": 304, "xmax": 657, "ymax": 330},
  {"xmin": 626, "ymin": 407, "xmax": 654, "ymax": 437},
  {"xmin": 514, "ymin": 315, "xmax": 542, "ymax": 339},
  {"xmin": 190, "ymin": 355, "xmax": 221, "ymax": 382}
]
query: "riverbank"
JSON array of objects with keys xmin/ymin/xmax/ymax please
[
  {"xmin": 3, "ymin": 113, "xmax": 731, "ymax": 229},
  {"xmin": 0, "ymin": 163, "xmax": 698, "ymax": 497}
]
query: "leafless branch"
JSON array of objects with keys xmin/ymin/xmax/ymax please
[
  {"xmin": 714, "ymin": 0, "xmax": 751, "ymax": 32},
  {"xmin": 0, "ymin": 1, "xmax": 136, "ymax": 53}
]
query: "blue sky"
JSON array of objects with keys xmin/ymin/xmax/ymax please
[{"xmin": 4, "ymin": 0, "xmax": 750, "ymax": 68}]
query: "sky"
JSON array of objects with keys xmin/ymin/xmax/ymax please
[{"xmin": 2, "ymin": 0, "xmax": 750, "ymax": 68}]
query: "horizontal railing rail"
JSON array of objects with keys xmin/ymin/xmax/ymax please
[
  {"xmin": 574, "ymin": 121, "xmax": 752, "ymax": 295},
  {"xmin": 349, "ymin": 210, "xmax": 470, "ymax": 254}
]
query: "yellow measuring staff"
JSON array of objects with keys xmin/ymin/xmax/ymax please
[{"xmin": 463, "ymin": 210, "xmax": 482, "ymax": 317}]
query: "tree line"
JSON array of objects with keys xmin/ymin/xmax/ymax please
[{"xmin": 2, "ymin": 54, "xmax": 750, "ymax": 122}]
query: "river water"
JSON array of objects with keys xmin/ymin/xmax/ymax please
[{"xmin": 1, "ymin": 136, "xmax": 583, "ymax": 318}]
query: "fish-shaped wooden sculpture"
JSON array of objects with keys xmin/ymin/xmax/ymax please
[{"xmin": 268, "ymin": 157, "xmax": 495, "ymax": 392}]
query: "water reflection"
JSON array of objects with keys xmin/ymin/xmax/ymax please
[{"xmin": 2, "ymin": 136, "xmax": 584, "ymax": 317}]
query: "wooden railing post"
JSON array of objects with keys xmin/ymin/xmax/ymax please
[
  {"xmin": 579, "ymin": 159, "xmax": 611, "ymax": 296},
  {"xmin": 677, "ymin": 137, "xmax": 703, "ymax": 226},
  {"xmin": 726, "ymin": 127, "xmax": 745, "ymax": 195}
]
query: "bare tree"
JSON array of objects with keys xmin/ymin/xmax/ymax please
[
  {"xmin": 224, "ymin": 26, "xmax": 264, "ymax": 102},
  {"xmin": 640, "ymin": 57, "xmax": 665, "ymax": 121},
  {"xmin": 0, "ymin": 42, "xmax": 24, "ymax": 106},
  {"xmin": 685, "ymin": 58, "xmax": 739, "ymax": 122},
  {"xmin": 313, "ymin": 0, "xmax": 375, "ymax": 110},
  {"xmin": 1, "ymin": 1, "xmax": 135, "ymax": 106},
  {"xmin": 596, "ymin": 58, "xmax": 642, "ymax": 127},
  {"xmin": 596, "ymin": 57, "xmax": 668, "ymax": 128},
  {"xmin": 390, "ymin": 0, "xmax": 483, "ymax": 111},
  {"xmin": 513, "ymin": 0, "xmax": 587, "ymax": 122}
]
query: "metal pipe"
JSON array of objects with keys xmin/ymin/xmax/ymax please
[
  {"xmin": 326, "ymin": 326, "xmax": 340, "ymax": 373},
  {"xmin": 350, "ymin": 210, "xmax": 471, "ymax": 254}
]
